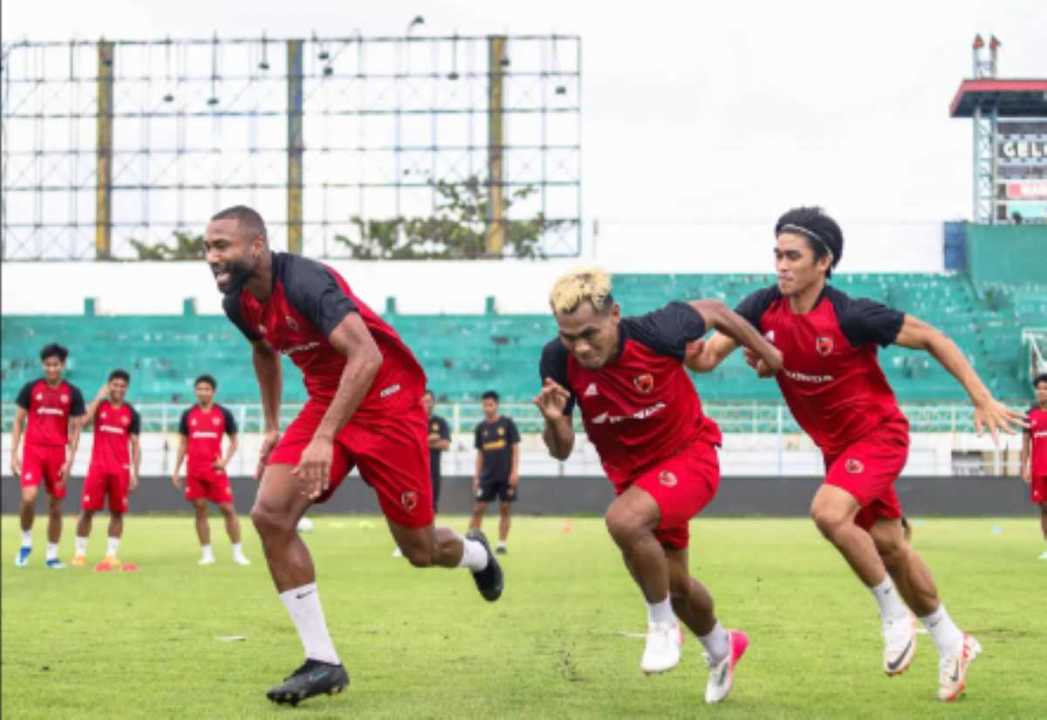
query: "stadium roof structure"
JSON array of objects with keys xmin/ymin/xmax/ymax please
[{"xmin": 949, "ymin": 79, "xmax": 1047, "ymax": 118}]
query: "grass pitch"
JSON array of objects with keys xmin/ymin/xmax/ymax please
[{"xmin": 2, "ymin": 514, "xmax": 1045, "ymax": 719}]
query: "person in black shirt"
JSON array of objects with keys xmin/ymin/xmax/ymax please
[
  {"xmin": 469, "ymin": 391, "xmax": 520, "ymax": 554},
  {"xmin": 424, "ymin": 390, "xmax": 451, "ymax": 512}
]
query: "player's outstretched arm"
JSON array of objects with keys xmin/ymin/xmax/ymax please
[
  {"xmin": 251, "ymin": 339, "xmax": 283, "ymax": 479},
  {"xmin": 895, "ymin": 314, "xmax": 1026, "ymax": 444},
  {"xmin": 294, "ymin": 313, "xmax": 383, "ymax": 499},
  {"xmin": 685, "ymin": 332, "xmax": 739, "ymax": 374},
  {"xmin": 689, "ymin": 300, "xmax": 783, "ymax": 375},
  {"xmin": 534, "ymin": 378, "xmax": 575, "ymax": 461}
]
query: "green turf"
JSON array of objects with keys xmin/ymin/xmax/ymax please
[{"xmin": 2, "ymin": 514, "xmax": 1045, "ymax": 719}]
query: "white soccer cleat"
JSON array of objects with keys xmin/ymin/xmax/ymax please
[
  {"xmin": 640, "ymin": 621, "xmax": 682, "ymax": 675},
  {"xmin": 1039, "ymin": 550, "xmax": 1047, "ymax": 560},
  {"xmin": 198, "ymin": 555, "xmax": 216, "ymax": 566},
  {"xmin": 232, "ymin": 553, "xmax": 251, "ymax": 566},
  {"xmin": 938, "ymin": 634, "xmax": 981, "ymax": 702},
  {"xmin": 704, "ymin": 629, "xmax": 749, "ymax": 704},
  {"xmin": 883, "ymin": 615, "xmax": 917, "ymax": 676}
]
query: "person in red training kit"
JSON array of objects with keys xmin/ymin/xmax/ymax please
[
  {"xmin": 11, "ymin": 343, "xmax": 86, "ymax": 569},
  {"xmin": 1021, "ymin": 373, "xmax": 1047, "ymax": 560},
  {"xmin": 72, "ymin": 370, "xmax": 141, "ymax": 567},
  {"xmin": 172, "ymin": 374, "xmax": 249, "ymax": 566},
  {"xmin": 205, "ymin": 205, "xmax": 503, "ymax": 707},
  {"xmin": 690, "ymin": 206, "xmax": 1025, "ymax": 702},
  {"xmin": 535, "ymin": 267, "xmax": 782, "ymax": 705}
]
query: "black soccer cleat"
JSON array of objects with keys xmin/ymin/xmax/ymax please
[
  {"xmin": 265, "ymin": 659, "xmax": 349, "ymax": 707},
  {"xmin": 466, "ymin": 529, "xmax": 504, "ymax": 602}
]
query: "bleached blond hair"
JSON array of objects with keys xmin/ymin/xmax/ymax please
[{"xmin": 549, "ymin": 267, "xmax": 614, "ymax": 315}]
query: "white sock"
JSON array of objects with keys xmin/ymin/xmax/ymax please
[
  {"xmin": 201, "ymin": 544, "xmax": 214, "ymax": 558},
  {"xmin": 870, "ymin": 576, "xmax": 909, "ymax": 623},
  {"xmin": 457, "ymin": 537, "xmax": 489, "ymax": 571},
  {"xmin": 21, "ymin": 530, "xmax": 32, "ymax": 548},
  {"xmin": 278, "ymin": 583, "xmax": 340, "ymax": 665},
  {"xmin": 46, "ymin": 543, "xmax": 59, "ymax": 561},
  {"xmin": 646, "ymin": 596, "xmax": 674, "ymax": 625},
  {"xmin": 106, "ymin": 536, "xmax": 120, "ymax": 557},
  {"xmin": 920, "ymin": 604, "xmax": 965, "ymax": 657},
  {"xmin": 75, "ymin": 536, "xmax": 88, "ymax": 555},
  {"xmin": 232, "ymin": 542, "xmax": 244, "ymax": 557},
  {"xmin": 699, "ymin": 621, "xmax": 731, "ymax": 665}
]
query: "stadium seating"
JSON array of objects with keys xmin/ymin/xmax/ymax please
[{"xmin": 2, "ymin": 273, "xmax": 1040, "ymax": 405}]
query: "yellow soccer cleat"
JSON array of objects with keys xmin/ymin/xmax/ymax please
[{"xmin": 70, "ymin": 553, "xmax": 87, "ymax": 567}]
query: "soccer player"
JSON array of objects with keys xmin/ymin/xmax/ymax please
[
  {"xmin": 204, "ymin": 205, "xmax": 503, "ymax": 706},
  {"xmin": 1021, "ymin": 373, "xmax": 1047, "ymax": 559},
  {"xmin": 424, "ymin": 389, "xmax": 451, "ymax": 513},
  {"xmin": 689, "ymin": 206, "xmax": 1026, "ymax": 702},
  {"xmin": 469, "ymin": 391, "xmax": 520, "ymax": 554},
  {"xmin": 10, "ymin": 343, "xmax": 86, "ymax": 568},
  {"xmin": 534, "ymin": 268, "xmax": 782, "ymax": 704},
  {"xmin": 171, "ymin": 374, "xmax": 250, "ymax": 566},
  {"xmin": 72, "ymin": 370, "xmax": 141, "ymax": 567}
]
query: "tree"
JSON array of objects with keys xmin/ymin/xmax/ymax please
[
  {"xmin": 335, "ymin": 176, "xmax": 562, "ymax": 260},
  {"xmin": 128, "ymin": 230, "xmax": 205, "ymax": 260}
]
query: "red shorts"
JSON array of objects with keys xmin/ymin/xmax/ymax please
[
  {"xmin": 1031, "ymin": 474, "xmax": 1047, "ymax": 505},
  {"xmin": 268, "ymin": 397, "xmax": 434, "ymax": 529},
  {"xmin": 20, "ymin": 444, "xmax": 68, "ymax": 500},
  {"xmin": 186, "ymin": 468, "xmax": 234, "ymax": 505},
  {"xmin": 83, "ymin": 465, "xmax": 130, "ymax": 513},
  {"xmin": 824, "ymin": 421, "xmax": 910, "ymax": 531},
  {"xmin": 610, "ymin": 439, "xmax": 721, "ymax": 551}
]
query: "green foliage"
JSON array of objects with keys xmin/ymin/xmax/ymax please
[
  {"xmin": 128, "ymin": 231, "xmax": 204, "ymax": 260},
  {"xmin": 2, "ymin": 515, "xmax": 1045, "ymax": 719},
  {"xmin": 336, "ymin": 176, "xmax": 563, "ymax": 260}
]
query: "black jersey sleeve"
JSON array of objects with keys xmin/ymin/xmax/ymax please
[
  {"xmin": 128, "ymin": 406, "xmax": 142, "ymax": 435},
  {"xmin": 734, "ymin": 286, "xmax": 780, "ymax": 331},
  {"xmin": 435, "ymin": 416, "xmax": 451, "ymax": 441},
  {"xmin": 222, "ymin": 292, "xmax": 263, "ymax": 342},
  {"xmin": 828, "ymin": 288, "xmax": 905, "ymax": 348},
  {"xmin": 221, "ymin": 405, "xmax": 239, "ymax": 435},
  {"xmin": 15, "ymin": 381, "xmax": 35, "ymax": 410},
  {"xmin": 69, "ymin": 385, "xmax": 86, "ymax": 416},
  {"xmin": 539, "ymin": 339, "xmax": 576, "ymax": 416},
  {"xmin": 506, "ymin": 418, "xmax": 521, "ymax": 444},
  {"xmin": 624, "ymin": 301, "xmax": 707, "ymax": 361},
  {"xmin": 474, "ymin": 423, "xmax": 484, "ymax": 450},
  {"xmin": 281, "ymin": 254, "xmax": 359, "ymax": 338},
  {"xmin": 178, "ymin": 409, "xmax": 191, "ymax": 436}
]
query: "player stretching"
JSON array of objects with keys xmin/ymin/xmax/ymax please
[
  {"xmin": 171, "ymin": 375, "xmax": 250, "ymax": 566},
  {"xmin": 205, "ymin": 205, "xmax": 503, "ymax": 706},
  {"xmin": 10, "ymin": 343, "xmax": 85, "ymax": 568},
  {"xmin": 72, "ymin": 370, "xmax": 141, "ymax": 567},
  {"xmin": 1021, "ymin": 373, "xmax": 1047, "ymax": 560},
  {"xmin": 690, "ymin": 206, "xmax": 1025, "ymax": 702},
  {"xmin": 534, "ymin": 268, "xmax": 781, "ymax": 704}
]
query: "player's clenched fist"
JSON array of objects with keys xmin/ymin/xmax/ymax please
[{"xmin": 534, "ymin": 378, "xmax": 571, "ymax": 421}]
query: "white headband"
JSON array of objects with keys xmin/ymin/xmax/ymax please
[{"xmin": 780, "ymin": 223, "xmax": 834, "ymax": 264}]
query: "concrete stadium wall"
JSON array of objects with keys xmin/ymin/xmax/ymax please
[{"xmin": 2, "ymin": 474, "xmax": 1033, "ymax": 518}]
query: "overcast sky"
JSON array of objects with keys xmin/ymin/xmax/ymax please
[{"xmin": 3, "ymin": 0, "xmax": 1046, "ymax": 231}]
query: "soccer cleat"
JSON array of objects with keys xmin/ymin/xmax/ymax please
[
  {"xmin": 641, "ymin": 621, "xmax": 682, "ymax": 675},
  {"xmin": 937, "ymin": 634, "xmax": 981, "ymax": 702},
  {"xmin": 495, "ymin": 544, "xmax": 508, "ymax": 555},
  {"xmin": 94, "ymin": 559, "xmax": 116, "ymax": 573},
  {"xmin": 15, "ymin": 546, "xmax": 31, "ymax": 567},
  {"xmin": 233, "ymin": 553, "xmax": 251, "ymax": 566},
  {"xmin": 266, "ymin": 659, "xmax": 350, "ymax": 707},
  {"xmin": 103, "ymin": 554, "xmax": 119, "ymax": 566},
  {"xmin": 704, "ymin": 629, "xmax": 750, "ymax": 704},
  {"xmin": 883, "ymin": 615, "xmax": 917, "ymax": 676},
  {"xmin": 70, "ymin": 553, "xmax": 87, "ymax": 567},
  {"xmin": 198, "ymin": 555, "xmax": 216, "ymax": 566},
  {"xmin": 45, "ymin": 558, "xmax": 65, "ymax": 569},
  {"xmin": 465, "ymin": 529, "xmax": 503, "ymax": 602}
]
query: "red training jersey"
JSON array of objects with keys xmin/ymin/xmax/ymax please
[
  {"xmin": 89, "ymin": 400, "xmax": 140, "ymax": 471},
  {"xmin": 15, "ymin": 378, "xmax": 86, "ymax": 447},
  {"xmin": 540, "ymin": 302, "xmax": 722, "ymax": 486},
  {"xmin": 223, "ymin": 252, "xmax": 426, "ymax": 412},
  {"xmin": 1027, "ymin": 406, "xmax": 1047, "ymax": 478},
  {"xmin": 179, "ymin": 404, "xmax": 238, "ymax": 474},
  {"xmin": 735, "ymin": 285, "xmax": 907, "ymax": 456}
]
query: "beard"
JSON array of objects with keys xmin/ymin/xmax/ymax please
[{"xmin": 213, "ymin": 259, "xmax": 253, "ymax": 295}]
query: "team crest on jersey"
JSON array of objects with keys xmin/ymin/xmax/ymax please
[
  {"xmin": 584, "ymin": 382, "xmax": 599, "ymax": 397},
  {"xmin": 60, "ymin": 394, "xmax": 69, "ymax": 404},
  {"xmin": 101, "ymin": 411, "xmax": 107, "ymax": 420},
  {"xmin": 633, "ymin": 373, "xmax": 655, "ymax": 394},
  {"xmin": 498, "ymin": 427, "xmax": 505, "ymax": 436},
  {"xmin": 122, "ymin": 416, "xmax": 130, "ymax": 426},
  {"xmin": 815, "ymin": 337, "xmax": 834, "ymax": 357},
  {"xmin": 35, "ymin": 393, "xmax": 43, "ymax": 401},
  {"xmin": 213, "ymin": 417, "xmax": 221, "ymax": 426},
  {"xmin": 401, "ymin": 491, "xmax": 418, "ymax": 512},
  {"xmin": 658, "ymin": 470, "xmax": 678, "ymax": 487},
  {"xmin": 190, "ymin": 418, "xmax": 197, "ymax": 427},
  {"xmin": 845, "ymin": 459, "xmax": 864, "ymax": 474},
  {"xmin": 285, "ymin": 315, "xmax": 299, "ymax": 331}
]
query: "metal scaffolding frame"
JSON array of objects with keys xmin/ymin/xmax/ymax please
[{"xmin": 1, "ymin": 34, "xmax": 582, "ymax": 260}]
